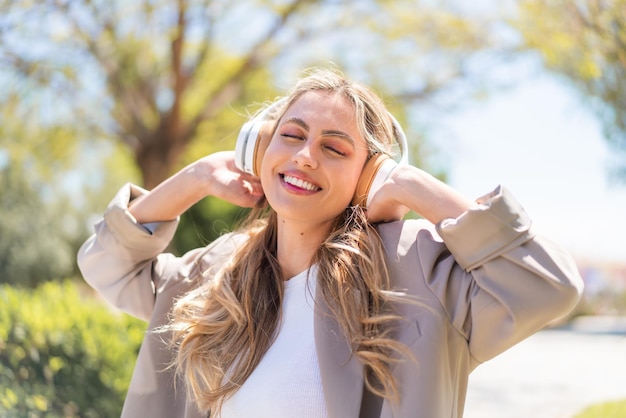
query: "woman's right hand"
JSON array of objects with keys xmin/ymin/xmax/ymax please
[
  {"xmin": 129, "ymin": 151, "xmax": 264, "ymax": 224},
  {"xmin": 199, "ymin": 151, "xmax": 264, "ymax": 208}
]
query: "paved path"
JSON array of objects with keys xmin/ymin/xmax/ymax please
[{"xmin": 464, "ymin": 318, "xmax": 626, "ymax": 418}]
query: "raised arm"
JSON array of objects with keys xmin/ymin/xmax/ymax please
[
  {"xmin": 129, "ymin": 151, "xmax": 263, "ymax": 223},
  {"xmin": 365, "ymin": 164, "xmax": 479, "ymax": 224},
  {"xmin": 373, "ymin": 165, "xmax": 584, "ymax": 363},
  {"xmin": 77, "ymin": 151, "xmax": 262, "ymax": 320}
]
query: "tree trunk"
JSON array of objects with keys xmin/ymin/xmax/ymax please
[{"xmin": 135, "ymin": 133, "xmax": 185, "ymax": 190}]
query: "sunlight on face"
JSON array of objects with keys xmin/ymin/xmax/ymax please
[{"xmin": 260, "ymin": 91, "xmax": 370, "ymax": 228}]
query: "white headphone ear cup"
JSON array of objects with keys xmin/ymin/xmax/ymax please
[
  {"xmin": 235, "ymin": 119, "xmax": 259, "ymax": 174},
  {"xmin": 235, "ymin": 119, "xmax": 275, "ymax": 176},
  {"xmin": 235, "ymin": 98, "xmax": 286, "ymax": 174}
]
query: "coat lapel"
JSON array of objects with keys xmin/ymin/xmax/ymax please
[{"xmin": 314, "ymin": 291, "xmax": 365, "ymax": 418}]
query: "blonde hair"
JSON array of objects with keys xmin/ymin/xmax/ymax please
[{"xmin": 169, "ymin": 68, "xmax": 410, "ymax": 415}]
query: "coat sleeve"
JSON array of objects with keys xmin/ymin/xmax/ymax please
[
  {"xmin": 427, "ymin": 186, "xmax": 583, "ymax": 363},
  {"xmin": 76, "ymin": 183, "xmax": 202, "ymax": 321}
]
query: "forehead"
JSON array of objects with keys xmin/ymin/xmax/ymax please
[{"xmin": 283, "ymin": 91, "xmax": 357, "ymax": 127}]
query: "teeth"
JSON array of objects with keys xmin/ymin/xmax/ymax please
[{"xmin": 283, "ymin": 175, "xmax": 319, "ymax": 191}]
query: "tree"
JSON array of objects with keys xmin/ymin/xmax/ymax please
[
  {"xmin": 1, "ymin": 0, "xmax": 513, "ymax": 256},
  {"xmin": 513, "ymin": 0, "xmax": 626, "ymax": 181},
  {"xmin": 0, "ymin": 0, "xmax": 501, "ymax": 188},
  {"xmin": 0, "ymin": 87, "xmax": 139, "ymax": 284},
  {"xmin": 0, "ymin": 161, "xmax": 74, "ymax": 286},
  {"xmin": 0, "ymin": 91, "xmax": 122, "ymax": 285}
]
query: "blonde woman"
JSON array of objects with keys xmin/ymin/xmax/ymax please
[{"xmin": 78, "ymin": 69, "xmax": 583, "ymax": 418}]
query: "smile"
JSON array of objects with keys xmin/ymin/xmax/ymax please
[{"xmin": 281, "ymin": 174, "xmax": 321, "ymax": 192}]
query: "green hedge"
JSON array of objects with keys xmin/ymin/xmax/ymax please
[{"xmin": 0, "ymin": 280, "xmax": 146, "ymax": 417}]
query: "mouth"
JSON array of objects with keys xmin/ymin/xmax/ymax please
[{"xmin": 280, "ymin": 173, "xmax": 322, "ymax": 192}]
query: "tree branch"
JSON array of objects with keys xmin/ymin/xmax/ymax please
[
  {"xmin": 167, "ymin": 0, "xmax": 188, "ymax": 141},
  {"xmin": 184, "ymin": 0, "xmax": 313, "ymax": 142}
]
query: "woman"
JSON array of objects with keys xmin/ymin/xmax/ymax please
[{"xmin": 78, "ymin": 68, "xmax": 583, "ymax": 418}]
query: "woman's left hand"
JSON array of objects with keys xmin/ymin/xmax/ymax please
[
  {"xmin": 364, "ymin": 166, "xmax": 410, "ymax": 223},
  {"xmin": 366, "ymin": 164, "xmax": 476, "ymax": 225}
]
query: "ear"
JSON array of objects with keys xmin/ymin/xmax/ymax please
[{"xmin": 352, "ymin": 154, "xmax": 398, "ymax": 207}]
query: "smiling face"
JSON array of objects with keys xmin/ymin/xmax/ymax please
[{"xmin": 260, "ymin": 90, "xmax": 370, "ymax": 229}]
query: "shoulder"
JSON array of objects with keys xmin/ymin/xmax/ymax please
[
  {"xmin": 376, "ymin": 218, "xmax": 443, "ymax": 257},
  {"xmin": 375, "ymin": 219, "xmax": 451, "ymax": 285},
  {"xmin": 376, "ymin": 219, "xmax": 463, "ymax": 295},
  {"xmin": 375, "ymin": 220, "xmax": 455, "ymax": 321},
  {"xmin": 182, "ymin": 231, "xmax": 249, "ymax": 282}
]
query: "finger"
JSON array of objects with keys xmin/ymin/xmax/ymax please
[
  {"xmin": 245, "ymin": 179, "xmax": 264, "ymax": 198},
  {"xmin": 236, "ymin": 190, "xmax": 265, "ymax": 208}
]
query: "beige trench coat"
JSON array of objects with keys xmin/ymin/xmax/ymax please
[{"xmin": 77, "ymin": 184, "xmax": 583, "ymax": 418}]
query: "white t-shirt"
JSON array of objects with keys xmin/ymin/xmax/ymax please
[{"xmin": 220, "ymin": 267, "xmax": 328, "ymax": 418}]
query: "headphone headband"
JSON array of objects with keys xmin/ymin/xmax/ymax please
[{"xmin": 388, "ymin": 113, "xmax": 409, "ymax": 165}]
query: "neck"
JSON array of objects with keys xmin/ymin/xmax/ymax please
[{"xmin": 276, "ymin": 217, "xmax": 333, "ymax": 280}]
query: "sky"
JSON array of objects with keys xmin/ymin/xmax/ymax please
[{"xmin": 435, "ymin": 73, "xmax": 626, "ymax": 265}]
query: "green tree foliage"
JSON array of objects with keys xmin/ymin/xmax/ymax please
[
  {"xmin": 573, "ymin": 399, "xmax": 626, "ymax": 418},
  {"xmin": 0, "ymin": 280, "xmax": 146, "ymax": 417},
  {"xmin": 0, "ymin": 94, "xmax": 78, "ymax": 285},
  {"xmin": 0, "ymin": 0, "xmax": 498, "ymax": 187},
  {"xmin": 0, "ymin": 0, "xmax": 507, "ymax": 255},
  {"xmin": 514, "ymin": 0, "xmax": 626, "ymax": 181},
  {"xmin": 0, "ymin": 91, "xmax": 137, "ymax": 285},
  {"xmin": 0, "ymin": 162, "xmax": 75, "ymax": 287}
]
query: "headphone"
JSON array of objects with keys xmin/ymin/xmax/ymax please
[{"xmin": 235, "ymin": 98, "xmax": 409, "ymax": 208}]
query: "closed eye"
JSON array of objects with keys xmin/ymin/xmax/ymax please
[
  {"xmin": 324, "ymin": 146, "xmax": 346, "ymax": 156},
  {"xmin": 281, "ymin": 133, "xmax": 304, "ymax": 141}
]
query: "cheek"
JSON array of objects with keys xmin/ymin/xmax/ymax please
[
  {"xmin": 335, "ymin": 164, "xmax": 363, "ymax": 200},
  {"xmin": 258, "ymin": 141, "xmax": 296, "ymax": 200},
  {"xmin": 259, "ymin": 161, "xmax": 273, "ymax": 193}
]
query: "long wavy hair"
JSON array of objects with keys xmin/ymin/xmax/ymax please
[{"xmin": 169, "ymin": 68, "xmax": 411, "ymax": 415}]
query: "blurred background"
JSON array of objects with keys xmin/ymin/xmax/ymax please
[{"xmin": 1, "ymin": 0, "xmax": 624, "ymax": 417}]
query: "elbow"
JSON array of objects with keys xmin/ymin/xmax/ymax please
[
  {"xmin": 525, "ymin": 235, "xmax": 586, "ymax": 321},
  {"xmin": 76, "ymin": 235, "xmax": 97, "ymax": 287},
  {"xmin": 76, "ymin": 234, "xmax": 119, "ymax": 297},
  {"xmin": 549, "ymin": 243, "xmax": 586, "ymax": 320},
  {"xmin": 552, "ymin": 270, "xmax": 585, "ymax": 320}
]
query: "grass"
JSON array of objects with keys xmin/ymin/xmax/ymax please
[{"xmin": 573, "ymin": 399, "xmax": 626, "ymax": 418}]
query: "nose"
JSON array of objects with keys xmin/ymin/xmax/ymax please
[{"xmin": 292, "ymin": 142, "xmax": 318, "ymax": 169}]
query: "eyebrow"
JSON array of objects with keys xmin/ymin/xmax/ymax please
[{"xmin": 282, "ymin": 117, "xmax": 356, "ymax": 147}]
